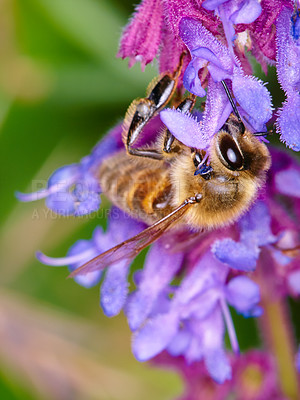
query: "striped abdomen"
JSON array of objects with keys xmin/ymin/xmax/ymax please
[{"xmin": 98, "ymin": 151, "xmax": 174, "ymax": 224}]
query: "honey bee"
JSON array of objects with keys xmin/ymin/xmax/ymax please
[{"xmin": 70, "ymin": 56, "xmax": 270, "ymax": 278}]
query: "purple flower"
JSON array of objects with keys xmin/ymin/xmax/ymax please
[
  {"xmin": 212, "ymin": 201, "xmax": 276, "ymax": 272},
  {"xmin": 132, "ymin": 251, "xmax": 261, "ymax": 383},
  {"xmin": 18, "ymin": 1, "xmax": 300, "ymax": 395},
  {"xmin": 202, "ymin": 0, "xmax": 262, "ymax": 53},
  {"xmin": 276, "ymin": 7, "xmax": 300, "ymax": 151},
  {"xmin": 38, "ymin": 208, "xmax": 144, "ymax": 316},
  {"xmin": 160, "ymin": 77, "xmax": 233, "ymax": 149},
  {"xmin": 178, "ymin": 17, "xmax": 273, "ymax": 133},
  {"xmin": 16, "ymin": 124, "xmax": 122, "ymax": 216},
  {"xmin": 235, "ymin": 0, "xmax": 293, "ymax": 65}
]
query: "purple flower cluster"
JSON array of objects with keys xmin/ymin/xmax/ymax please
[{"xmin": 18, "ymin": 0, "xmax": 300, "ymax": 398}]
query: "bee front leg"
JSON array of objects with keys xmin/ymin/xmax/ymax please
[
  {"xmin": 163, "ymin": 96, "xmax": 196, "ymax": 153},
  {"xmin": 124, "ymin": 53, "xmax": 186, "ymax": 161}
]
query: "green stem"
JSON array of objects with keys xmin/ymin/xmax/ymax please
[{"xmin": 260, "ymin": 297, "xmax": 299, "ymax": 399}]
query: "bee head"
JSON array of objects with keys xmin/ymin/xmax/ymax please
[{"xmin": 210, "ymin": 122, "xmax": 271, "ymax": 179}]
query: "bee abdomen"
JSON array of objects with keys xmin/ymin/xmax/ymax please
[{"xmin": 99, "ymin": 152, "xmax": 173, "ymax": 223}]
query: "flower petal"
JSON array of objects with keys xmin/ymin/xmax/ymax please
[
  {"xmin": 276, "ymin": 8, "xmax": 300, "ymax": 94},
  {"xmin": 117, "ymin": 0, "xmax": 164, "ymax": 69},
  {"xmin": 179, "ymin": 18, "xmax": 233, "ymax": 73},
  {"xmin": 226, "ymin": 276, "xmax": 261, "ymax": 315},
  {"xmin": 16, "ymin": 164, "xmax": 79, "ymax": 202},
  {"xmin": 231, "ymin": 0, "xmax": 262, "ymax": 24},
  {"xmin": 232, "ymin": 70, "xmax": 273, "ymax": 131},
  {"xmin": 275, "ymin": 167, "xmax": 300, "ymax": 198},
  {"xmin": 183, "ymin": 57, "xmax": 207, "ymax": 97},
  {"xmin": 132, "ymin": 312, "xmax": 179, "ymax": 361},
  {"xmin": 239, "ymin": 201, "xmax": 276, "ymax": 246},
  {"xmin": 160, "ymin": 108, "xmax": 210, "ymax": 149},
  {"xmin": 287, "ymin": 270, "xmax": 300, "ymax": 295},
  {"xmin": 277, "ymin": 93, "xmax": 300, "ymax": 152},
  {"xmin": 202, "ymin": 0, "xmax": 227, "ymax": 10},
  {"xmin": 167, "ymin": 326, "xmax": 191, "ymax": 356},
  {"xmin": 212, "ymin": 238, "xmax": 259, "ymax": 271},
  {"xmin": 100, "ymin": 259, "xmax": 130, "ymax": 317},
  {"xmin": 203, "ymin": 78, "xmax": 232, "ymax": 138},
  {"xmin": 126, "ymin": 241, "xmax": 183, "ymax": 329},
  {"xmin": 204, "ymin": 348, "xmax": 232, "ymax": 383},
  {"xmin": 46, "ymin": 191, "xmax": 76, "ymax": 216}
]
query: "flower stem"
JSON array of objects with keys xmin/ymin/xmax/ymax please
[{"xmin": 260, "ymin": 297, "xmax": 299, "ymax": 399}]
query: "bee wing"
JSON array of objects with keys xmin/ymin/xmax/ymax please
[{"xmin": 69, "ymin": 200, "xmax": 194, "ymax": 278}]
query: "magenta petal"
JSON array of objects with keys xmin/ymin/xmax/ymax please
[
  {"xmin": 232, "ymin": 70, "xmax": 273, "ymax": 131},
  {"xmin": 132, "ymin": 312, "xmax": 179, "ymax": 361},
  {"xmin": 277, "ymin": 93, "xmax": 300, "ymax": 152},
  {"xmin": 117, "ymin": 0, "xmax": 164, "ymax": 69},
  {"xmin": 160, "ymin": 109, "xmax": 210, "ymax": 149}
]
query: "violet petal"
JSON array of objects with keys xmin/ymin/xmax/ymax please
[
  {"xmin": 277, "ymin": 93, "xmax": 300, "ymax": 152},
  {"xmin": 212, "ymin": 238, "xmax": 259, "ymax": 272},
  {"xmin": 132, "ymin": 312, "xmax": 179, "ymax": 361},
  {"xmin": 46, "ymin": 191, "xmax": 76, "ymax": 216},
  {"xmin": 232, "ymin": 69, "xmax": 273, "ymax": 131},
  {"xmin": 275, "ymin": 167, "xmax": 300, "ymax": 198},
  {"xmin": 179, "ymin": 18, "xmax": 233, "ymax": 73},
  {"xmin": 160, "ymin": 109, "xmax": 210, "ymax": 149},
  {"xmin": 226, "ymin": 276, "xmax": 261, "ymax": 314},
  {"xmin": 276, "ymin": 8, "xmax": 300, "ymax": 94},
  {"xmin": 183, "ymin": 57, "xmax": 207, "ymax": 97},
  {"xmin": 204, "ymin": 348, "xmax": 232, "ymax": 383},
  {"xmin": 100, "ymin": 259, "xmax": 129, "ymax": 317},
  {"xmin": 231, "ymin": 0, "xmax": 262, "ymax": 24},
  {"xmin": 203, "ymin": 77, "xmax": 232, "ymax": 138},
  {"xmin": 202, "ymin": 0, "xmax": 227, "ymax": 10},
  {"xmin": 239, "ymin": 201, "xmax": 276, "ymax": 247},
  {"xmin": 126, "ymin": 241, "xmax": 183, "ymax": 329}
]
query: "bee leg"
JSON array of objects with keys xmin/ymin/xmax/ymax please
[
  {"xmin": 186, "ymin": 193, "xmax": 202, "ymax": 204},
  {"xmin": 163, "ymin": 95, "xmax": 197, "ymax": 153},
  {"xmin": 127, "ymin": 147, "xmax": 164, "ymax": 160},
  {"xmin": 125, "ymin": 53, "xmax": 187, "ymax": 160}
]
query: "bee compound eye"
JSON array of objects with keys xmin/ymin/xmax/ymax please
[{"xmin": 219, "ymin": 135, "xmax": 244, "ymax": 170}]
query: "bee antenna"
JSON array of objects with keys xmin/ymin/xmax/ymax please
[
  {"xmin": 221, "ymin": 80, "xmax": 244, "ymax": 133},
  {"xmin": 253, "ymin": 128, "xmax": 274, "ymax": 137}
]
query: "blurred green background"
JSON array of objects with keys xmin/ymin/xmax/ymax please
[
  {"xmin": 0, "ymin": 0, "xmax": 182, "ymax": 398},
  {"xmin": 0, "ymin": 1, "xmax": 298, "ymax": 399}
]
